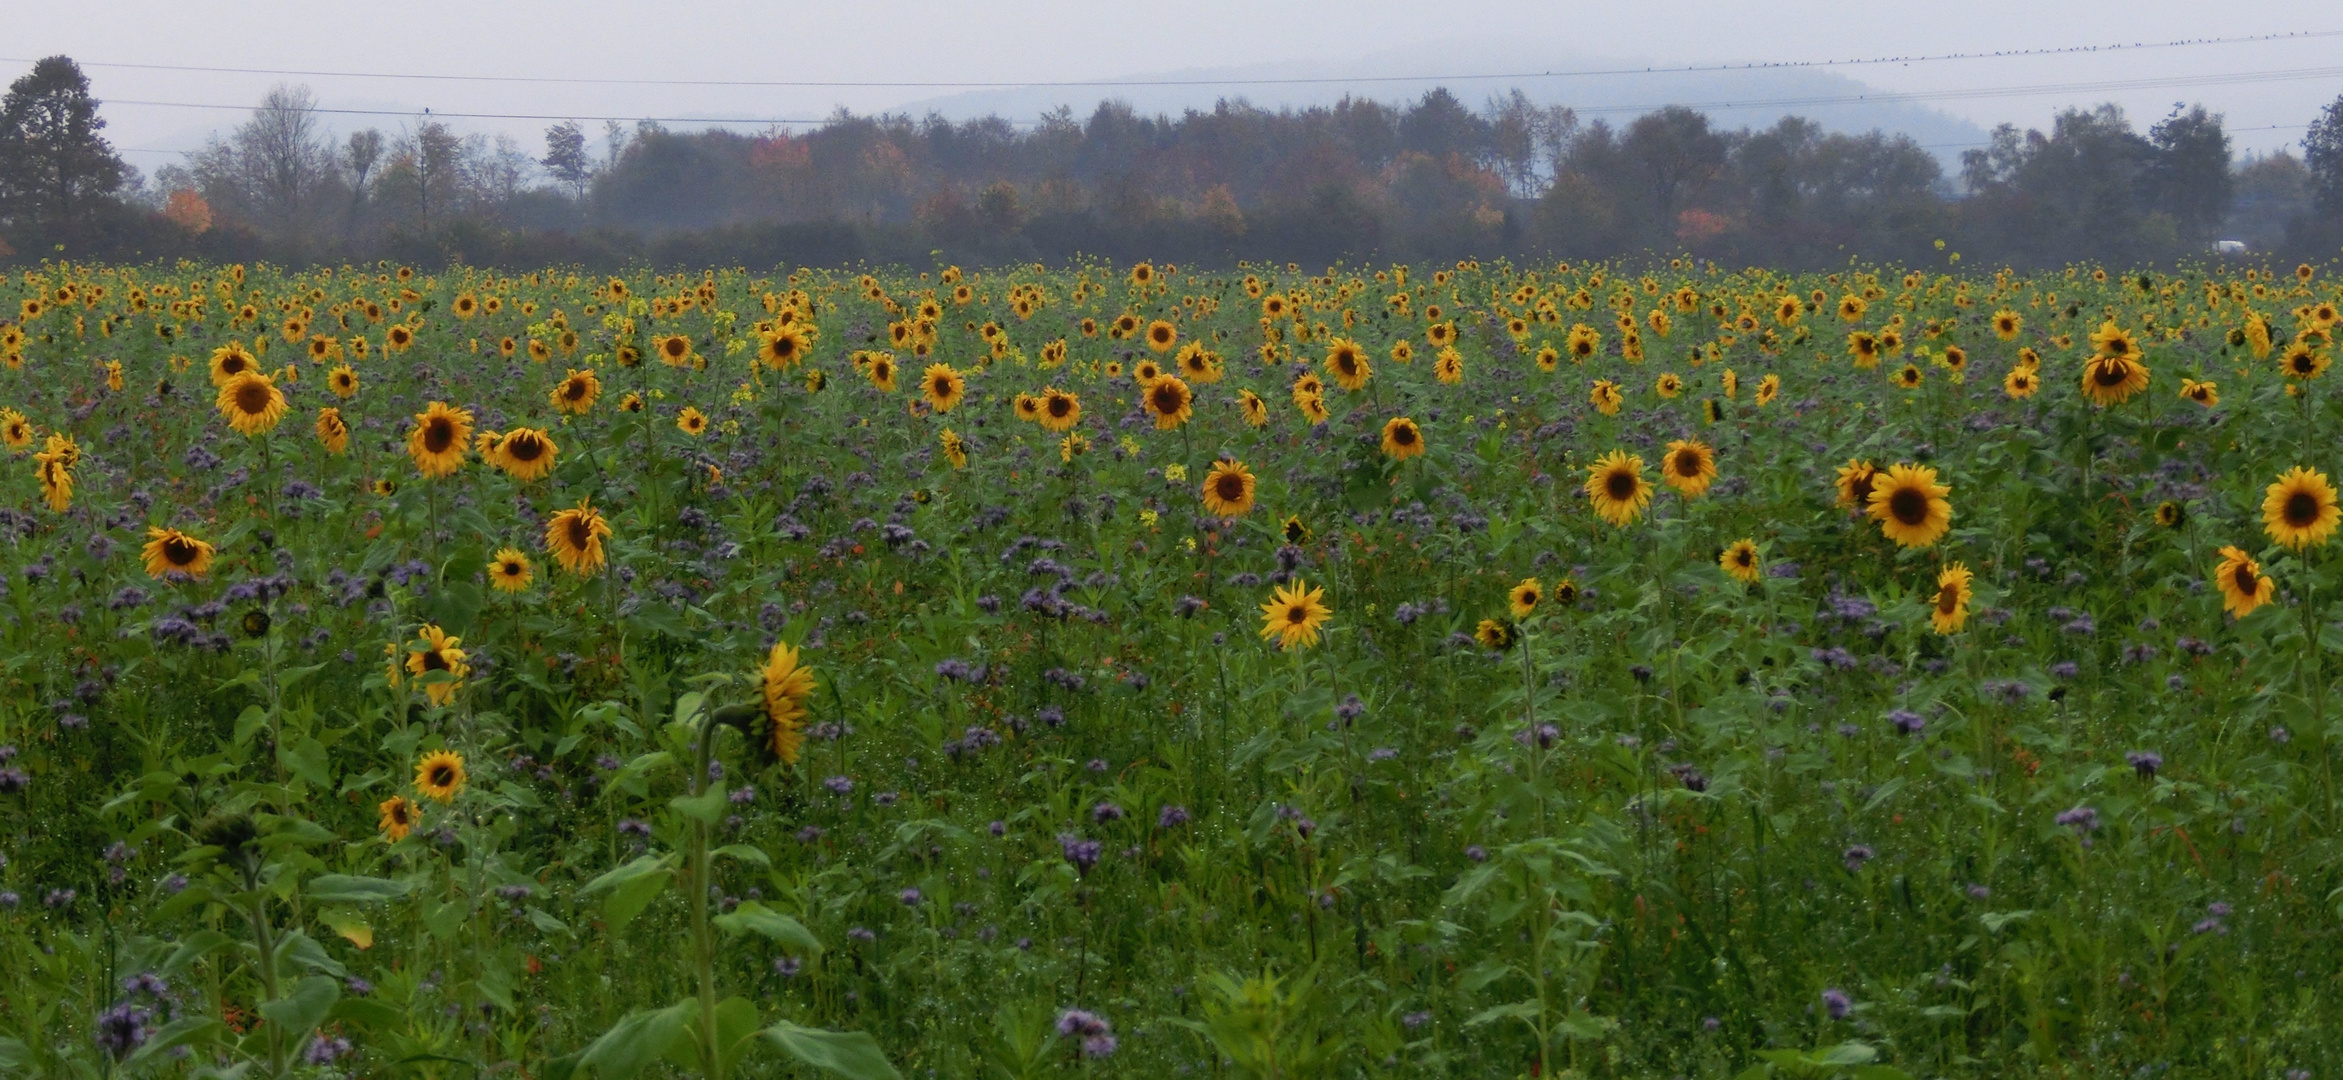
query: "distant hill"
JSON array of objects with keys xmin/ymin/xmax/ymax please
[{"xmin": 894, "ymin": 41, "xmax": 1991, "ymax": 169}]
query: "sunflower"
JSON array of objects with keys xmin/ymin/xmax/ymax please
[
  {"xmin": 1425, "ymin": 321, "xmax": 1455, "ymax": 348},
  {"xmin": 488, "ymin": 548, "xmax": 534, "ymax": 593},
  {"xmin": 1755, "ymin": 373, "xmax": 1780, "ymax": 405},
  {"xmin": 1866, "ymin": 463, "xmax": 1953, "ymax": 548},
  {"xmin": 866, "ymin": 353, "xmax": 898, "ymax": 392},
  {"xmin": 676, "ymin": 407, "xmax": 709, "ymax": 437},
  {"xmin": 1390, "ymin": 340, "xmax": 1415, "ymax": 364},
  {"xmin": 2263, "ymin": 466, "xmax": 2341, "ymax": 549},
  {"xmin": 1930, "ymin": 563, "xmax": 1974, "ymax": 634},
  {"xmin": 1991, "ymin": 309, "xmax": 2022, "ymax": 340},
  {"xmin": 1660, "ymin": 439, "xmax": 1716, "ymax": 497},
  {"xmin": 1831, "ymin": 460, "xmax": 1879, "ymax": 512},
  {"xmin": 1847, "ymin": 331, "xmax": 1880, "ymax": 369},
  {"xmin": 1281, "ymin": 515, "xmax": 1312, "ymax": 544},
  {"xmin": 1719, "ymin": 540, "xmax": 1761, "ymax": 584},
  {"xmin": 327, "ymin": 364, "xmax": 358, "ymax": 398},
  {"xmin": 494, "ymin": 427, "xmax": 558, "ymax": 481},
  {"xmin": 921, "ymin": 363, "xmax": 966, "ymax": 413},
  {"xmin": 2280, "ymin": 342, "xmax": 2329, "ymax": 380},
  {"xmin": 939, "ymin": 428, "xmax": 968, "ymax": 469},
  {"xmin": 2015, "ymin": 346, "xmax": 2042, "ymax": 371},
  {"xmin": 0, "ymin": 410, "xmax": 29, "ymax": 451},
  {"xmin": 2214, "ymin": 545, "xmax": 2276, "ymax": 618},
  {"xmin": 1013, "ymin": 393, "xmax": 1043, "ymax": 422},
  {"xmin": 1584, "ymin": 450, "xmax": 1651, "ymax": 527},
  {"xmin": 756, "ymin": 641, "xmax": 817, "ymax": 766},
  {"xmin": 545, "ymin": 499, "xmax": 612, "ymax": 575},
  {"xmin": 655, "ymin": 333, "xmax": 695, "ymax": 367},
  {"xmin": 1258, "ymin": 579, "xmax": 1332, "ymax": 651},
  {"xmin": 414, "ymin": 749, "xmax": 468, "ymax": 803},
  {"xmin": 1144, "ymin": 319, "xmax": 1178, "ymax": 353},
  {"xmin": 2003, "ymin": 368, "xmax": 2039, "ymax": 399},
  {"xmin": 2178, "ymin": 378, "xmax": 2218, "ymax": 407},
  {"xmin": 35, "ymin": 454, "xmax": 71, "ymax": 512},
  {"xmin": 1324, "ymin": 338, "xmax": 1372, "ymax": 390},
  {"xmin": 407, "ymin": 401, "xmax": 473, "ymax": 478},
  {"xmin": 1430, "ymin": 349, "xmax": 1462, "ymax": 385},
  {"xmin": 452, "ymin": 293, "xmax": 478, "ymax": 319},
  {"xmin": 1474, "ymin": 619, "xmax": 1517, "ymax": 652},
  {"xmin": 385, "ymin": 324, "xmax": 414, "ymax": 352},
  {"xmin": 1026, "ymin": 387, "xmax": 1080, "ymax": 432},
  {"xmin": 209, "ymin": 342, "xmax": 257, "ymax": 386},
  {"xmin": 1507, "ymin": 577, "xmax": 1542, "ymax": 619},
  {"xmin": 43, "ymin": 431, "xmax": 77, "ymax": 469},
  {"xmin": 1133, "ymin": 359, "xmax": 1164, "ymax": 384},
  {"xmin": 1838, "ymin": 295, "xmax": 1868, "ymax": 322},
  {"xmin": 1381, "ymin": 417, "xmax": 1426, "ymax": 461},
  {"xmin": 216, "ymin": 371, "xmax": 287, "ymax": 436},
  {"xmin": 1589, "ymin": 379, "xmax": 1623, "ymax": 416},
  {"xmin": 378, "ymin": 795, "xmax": 417, "ymax": 842},
  {"xmin": 553, "ymin": 368, "xmax": 601, "ymax": 414},
  {"xmin": 1238, "ymin": 389, "xmax": 1269, "ymax": 428},
  {"xmin": 1201, "ymin": 459, "xmax": 1256, "ymax": 517},
  {"xmin": 1144, "ymin": 375, "xmax": 1193, "ymax": 430},
  {"xmin": 315, "ymin": 407, "xmax": 349, "ymax": 455},
  {"xmin": 1720, "ymin": 368, "xmax": 1739, "ymax": 399},
  {"xmin": 1890, "ymin": 363, "xmax": 1924, "ymax": 390},
  {"xmin": 759, "ymin": 325, "xmax": 811, "ymax": 370},
  {"xmin": 2080, "ymin": 352, "xmax": 2149, "ymax": 406},
  {"xmin": 406, "ymin": 625, "xmax": 470, "ymax": 708},
  {"xmin": 371, "ymin": 478, "xmax": 397, "ymax": 497},
  {"xmin": 2154, "ymin": 500, "xmax": 2185, "ymax": 527}
]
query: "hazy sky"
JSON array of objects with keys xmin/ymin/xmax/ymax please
[{"xmin": 9, "ymin": 0, "xmax": 2340, "ymax": 174}]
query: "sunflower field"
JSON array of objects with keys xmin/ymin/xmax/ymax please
[{"xmin": 0, "ymin": 255, "xmax": 2340, "ymax": 1079}]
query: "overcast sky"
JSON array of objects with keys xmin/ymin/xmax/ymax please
[{"xmin": 9, "ymin": 0, "xmax": 2340, "ymax": 176}]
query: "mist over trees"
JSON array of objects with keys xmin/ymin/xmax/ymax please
[{"xmin": 0, "ymin": 54, "xmax": 2338, "ymax": 270}]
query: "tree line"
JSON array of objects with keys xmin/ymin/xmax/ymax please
[{"xmin": 1, "ymin": 54, "xmax": 2339, "ymax": 270}]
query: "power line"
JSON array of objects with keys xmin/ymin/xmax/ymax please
[
  {"xmin": 85, "ymin": 63, "xmax": 2343, "ymax": 132},
  {"xmin": 4, "ymin": 28, "xmax": 2339, "ymax": 92}
]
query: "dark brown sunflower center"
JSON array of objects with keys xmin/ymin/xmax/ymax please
[
  {"xmin": 664, "ymin": 338, "xmax": 688, "ymax": 358},
  {"xmin": 1674, "ymin": 451, "xmax": 1700, "ymax": 475},
  {"xmin": 1605, "ymin": 471, "xmax": 1637, "ymax": 500},
  {"xmin": 1937, "ymin": 586, "xmax": 1960, "ymax": 614},
  {"xmin": 1393, "ymin": 425, "xmax": 1416, "ymax": 445},
  {"xmin": 2235, "ymin": 565, "xmax": 2258, "ymax": 592},
  {"xmin": 2286, "ymin": 491, "xmax": 2320, "ymax": 526},
  {"xmin": 1215, "ymin": 475, "xmax": 1246, "ymax": 500},
  {"xmin": 567, "ymin": 518, "xmax": 594, "ymax": 549},
  {"xmin": 234, "ymin": 382, "xmax": 271, "ymax": 414},
  {"xmin": 429, "ymin": 764, "xmax": 455, "ymax": 785},
  {"xmin": 421, "ymin": 651, "xmax": 448, "ymax": 672},
  {"xmin": 507, "ymin": 435, "xmax": 544, "ymax": 462},
  {"xmin": 1889, "ymin": 487, "xmax": 1930, "ymax": 525},
  {"xmin": 1152, "ymin": 386, "xmax": 1182, "ymax": 412},
  {"xmin": 163, "ymin": 538, "xmax": 197, "ymax": 566},
  {"xmin": 1733, "ymin": 549, "xmax": 1753, "ymax": 567},
  {"xmin": 1286, "ymin": 606, "xmax": 1307, "ymax": 625},
  {"xmin": 564, "ymin": 380, "xmax": 587, "ymax": 399},
  {"xmin": 423, "ymin": 418, "xmax": 454, "ymax": 453},
  {"xmin": 2094, "ymin": 362, "xmax": 2129, "ymax": 386},
  {"xmin": 222, "ymin": 356, "xmax": 248, "ymax": 375},
  {"xmin": 931, "ymin": 376, "xmax": 951, "ymax": 395},
  {"xmin": 391, "ymin": 804, "xmax": 411, "ymax": 824},
  {"xmin": 1047, "ymin": 397, "xmax": 1071, "ymax": 417}
]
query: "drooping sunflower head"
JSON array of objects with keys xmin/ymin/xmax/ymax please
[
  {"xmin": 2214, "ymin": 545, "xmax": 2274, "ymax": 618},
  {"xmin": 1474, "ymin": 618, "xmax": 1517, "ymax": 652},
  {"xmin": 755, "ymin": 641, "xmax": 817, "ymax": 766},
  {"xmin": 1930, "ymin": 562, "xmax": 1974, "ymax": 634},
  {"xmin": 378, "ymin": 795, "xmax": 417, "ymax": 842},
  {"xmin": 1380, "ymin": 417, "xmax": 1425, "ymax": 461},
  {"xmin": 1661, "ymin": 439, "xmax": 1716, "ymax": 497},
  {"xmin": 1583, "ymin": 449, "xmax": 1651, "ymax": 528},
  {"xmin": 209, "ymin": 342, "xmax": 257, "ymax": 386},
  {"xmin": 545, "ymin": 499, "xmax": 613, "ymax": 575},
  {"xmin": 1866, "ymin": 462, "xmax": 1953, "ymax": 548},
  {"xmin": 2263, "ymin": 466, "xmax": 2341, "ymax": 550},
  {"xmin": 414, "ymin": 749, "xmax": 468, "ymax": 803},
  {"xmin": 1200, "ymin": 459, "xmax": 1256, "ymax": 518}
]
